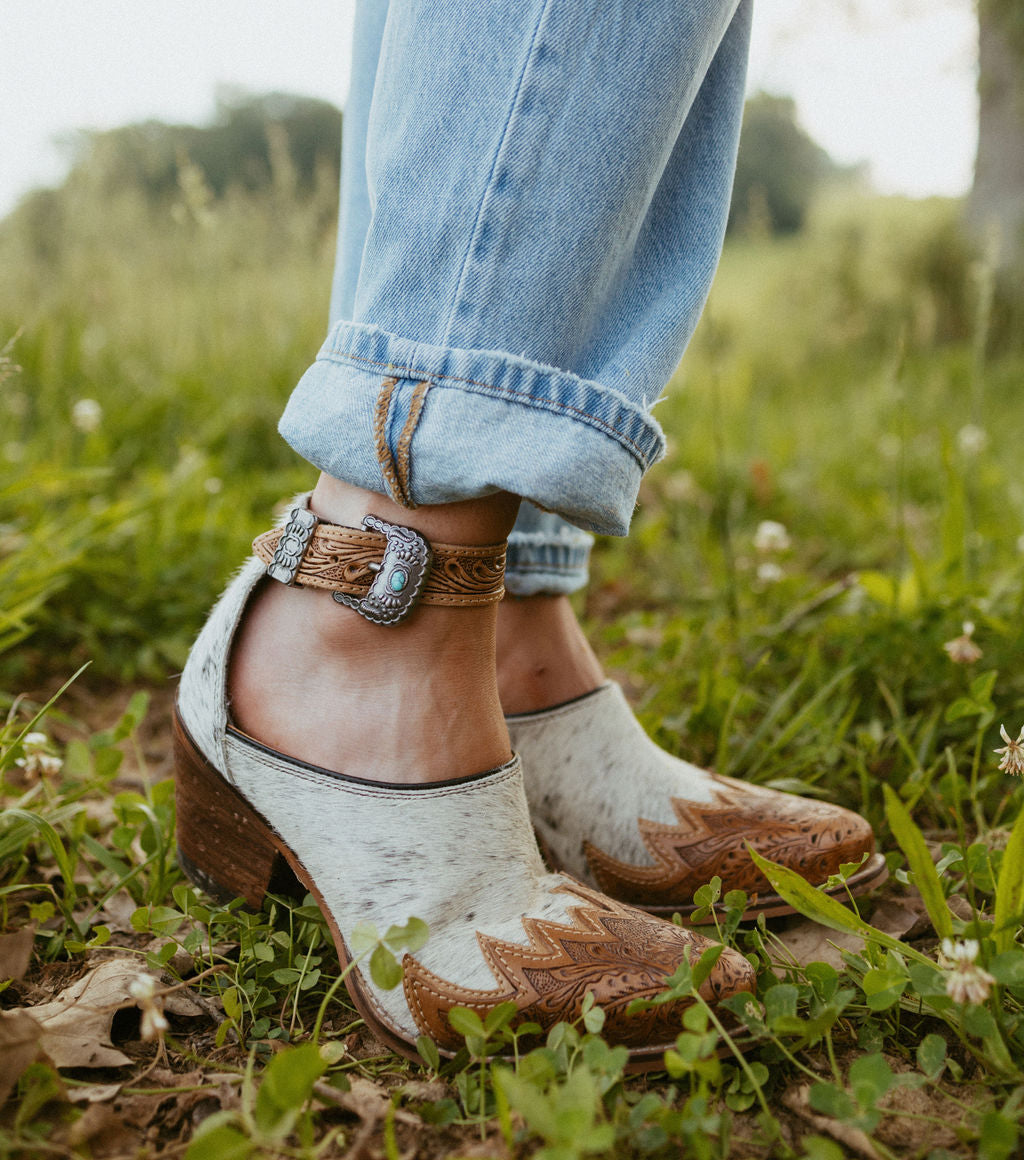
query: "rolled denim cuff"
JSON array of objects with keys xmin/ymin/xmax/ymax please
[
  {"xmin": 279, "ymin": 321, "xmax": 665, "ymax": 537},
  {"xmin": 505, "ymin": 504, "xmax": 594, "ymax": 596}
]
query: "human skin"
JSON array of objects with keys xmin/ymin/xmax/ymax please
[{"xmin": 230, "ymin": 474, "xmax": 532, "ymax": 785}]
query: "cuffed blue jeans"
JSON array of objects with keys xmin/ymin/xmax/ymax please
[{"xmin": 280, "ymin": 0, "xmax": 751, "ymax": 595}]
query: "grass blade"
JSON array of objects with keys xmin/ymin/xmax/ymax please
[
  {"xmin": 747, "ymin": 846, "xmax": 933, "ymax": 967},
  {"xmin": 883, "ymin": 785, "xmax": 953, "ymax": 940},
  {"xmin": 993, "ymin": 801, "xmax": 1024, "ymax": 954}
]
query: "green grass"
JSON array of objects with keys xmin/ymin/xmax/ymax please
[{"xmin": 2, "ymin": 167, "xmax": 1024, "ymax": 1158}]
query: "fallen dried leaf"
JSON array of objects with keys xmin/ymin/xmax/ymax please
[
  {"xmin": 314, "ymin": 1074, "xmax": 391, "ymax": 1125},
  {"xmin": 399, "ymin": 1079, "xmax": 449, "ymax": 1103},
  {"xmin": 66, "ymin": 1100, "xmax": 141, "ymax": 1154},
  {"xmin": 161, "ymin": 988, "xmax": 205, "ymax": 1017},
  {"xmin": 9, "ymin": 954, "xmax": 211, "ymax": 1070},
  {"xmin": 871, "ymin": 895, "xmax": 930, "ymax": 941},
  {"xmin": 773, "ymin": 918, "xmax": 863, "ymax": 971},
  {"xmin": 782, "ymin": 1083, "xmax": 881, "ymax": 1160},
  {"xmin": 0, "ymin": 925, "xmax": 35, "ymax": 981},
  {"xmin": 96, "ymin": 891, "xmax": 140, "ymax": 934},
  {"xmin": 12, "ymin": 959, "xmax": 136, "ymax": 1069},
  {"xmin": 66, "ymin": 1082, "xmax": 123, "ymax": 1104},
  {"xmin": 0, "ymin": 1010, "xmax": 44, "ymax": 1104}
]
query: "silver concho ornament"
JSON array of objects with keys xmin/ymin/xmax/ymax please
[
  {"xmin": 334, "ymin": 515, "xmax": 432, "ymax": 625},
  {"xmin": 267, "ymin": 506, "xmax": 319, "ymax": 585}
]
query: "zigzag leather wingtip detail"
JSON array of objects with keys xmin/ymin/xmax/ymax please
[
  {"xmin": 584, "ymin": 776, "xmax": 876, "ymax": 909},
  {"xmin": 401, "ymin": 882, "xmax": 754, "ymax": 1051}
]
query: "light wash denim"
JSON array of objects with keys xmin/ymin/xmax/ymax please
[{"xmin": 279, "ymin": 0, "xmax": 751, "ymax": 593}]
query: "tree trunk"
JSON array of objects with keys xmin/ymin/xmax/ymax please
[{"xmin": 967, "ymin": 4, "xmax": 1024, "ymax": 273}]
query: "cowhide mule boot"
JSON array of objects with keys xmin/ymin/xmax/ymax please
[
  {"xmin": 175, "ymin": 497, "xmax": 755, "ymax": 1066},
  {"xmin": 507, "ymin": 681, "xmax": 887, "ymax": 920}
]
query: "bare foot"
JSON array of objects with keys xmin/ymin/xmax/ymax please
[
  {"xmin": 229, "ymin": 477, "xmax": 520, "ymax": 784},
  {"xmin": 496, "ymin": 595, "xmax": 604, "ymax": 714}
]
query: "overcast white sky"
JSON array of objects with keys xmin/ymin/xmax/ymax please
[{"xmin": 1, "ymin": 0, "xmax": 978, "ymax": 217}]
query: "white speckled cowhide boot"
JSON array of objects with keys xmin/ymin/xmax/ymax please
[
  {"xmin": 175, "ymin": 501, "xmax": 755, "ymax": 1065},
  {"xmin": 507, "ymin": 682, "xmax": 887, "ymax": 920}
]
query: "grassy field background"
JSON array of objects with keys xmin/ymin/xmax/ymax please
[{"xmin": 2, "ymin": 153, "xmax": 1024, "ymax": 1159}]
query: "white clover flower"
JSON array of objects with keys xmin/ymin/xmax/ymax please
[
  {"xmin": 140, "ymin": 1006, "xmax": 170, "ymax": 1041},
  {"xmin": 71, "ymin": 398, "xmax": 103, "ymax": 433},
  {"xmin": 131, "ymin": 974, "xmax": 169, "ymax": 1041},
  {"xmin": 938, "ymin": 938, "xmax": 995, "ymax": 1005},
  {"xmin": 129, "ymin": 975, "xmax": 157, "ymax": 1002},
  {"xmin": 956, "ymin": 424, "xmax": 988, "ymax": 456},
  {"xmin": 3, "ymin": 442, "xmax": 25, "ymax": 463},
  {"xmin": 994, "ymin": 725, "xmax": 1024, "ymax": 776},
  {"xmin": 946, "ymin": 971, "xmax": 992, "ymax": 1006},
  {"xmin": 939, "ymin": 938, "xmax": 979, "ymax": 966},
  {"xmin": 756, "ymin": 561, "xmax": 784, "ymax": 584},
  {"xmin": 942, "ymin": 621, "xmax": 982, "ymax": 665},
  {"xmin": 15, "ymin": 733, "xmax": 63, "ymax": 778},
  {"xmin": 753, "ymin": 520, "xmax": 791, "ymax": 554},
  {"xmin": 203, "ymin": 477, "xmax": 223, "ymax": 495}
]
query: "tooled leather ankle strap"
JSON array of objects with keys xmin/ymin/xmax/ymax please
[{"xmin": 252, "ymin": 501, "xmax": 506, "ymax": 625}]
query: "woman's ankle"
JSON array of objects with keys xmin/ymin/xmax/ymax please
[
  {"xmin": 227, "ymin": 478, "xmax": 521, "ymax": 783},
  {"xmin": 311, "ymin": 475, "xmax": 520, "ymax": 544},
  {"xmin": 496, "ymin": 595, "xmax": 605, "ymax": 714},
  {"xmin": 229, "ymin": 579, "xmax": 511, "ymax": 783}
]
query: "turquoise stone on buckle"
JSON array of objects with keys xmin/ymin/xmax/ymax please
[{"xmin": 333, "ymin": 515, "xmax": 432, "ymax": 625}]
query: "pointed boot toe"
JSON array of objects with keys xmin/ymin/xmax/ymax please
[{"xmin": 508, "ymin": 681, "xmax": 887, "ymax": 920}]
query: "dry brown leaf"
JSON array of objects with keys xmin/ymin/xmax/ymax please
[
  {"xmin": 66, "ymin": 1082, "xmax": 123, "ymax": 1104},
  {"xmin": 66, "ymin": 1099, "xmax": 145, "ymax": 1155},
  {"xmin": 0, "ymin": 925, "xmax": 36, "ymax": 981},
  {"xmin": 10, "ymin": 957, "xmax": 141, "ymax": 1068},
  {"xmin": 161, "ymin": 987, "xmax": 205, "ymax": 1017},
  {"xmin": 782, "ymin": 1083, "xmax": 882, "ymax": 1160},
  {"xmin": 775, "ymin": 889, "xmax": 938, "ymax": 973},
  {"xmin": 315, "ymin": 1074, "xmax": 391, "ymax": 1125},
  {"xmin": 0, "ymin": 1010, "xmax": 44, "ymax": 1105},
  {"xmin": 773, "ymin": 919, "xmax": 863, "ymax": 971},
  {"xmin": 96, "ymin": 891, "xmax": 141, "ymax": 934},
  {"xmin": 947, "ymin": 894, "xmax": 976, "ymax": 922},
  {"xmin": 399, "ymin": 1079, "xmax": 449, "ymax": 1103},
  {"xmin": 871, "ymin": 895, "xmax": 930, "ymax": 941},
  {"xmin": 10, "ymin": 954, "xmax": 211, "ymax": 1070}
]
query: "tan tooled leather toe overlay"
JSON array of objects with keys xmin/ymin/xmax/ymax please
[
  {"xmin": 584, "ymin": 775, "xmax": 875, "ymax": 909},
  {"xmin": 402, "ymin": 882, "xmax": 754, "ymax": 1051}
]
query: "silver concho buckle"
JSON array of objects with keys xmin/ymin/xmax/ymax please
[{"xmin": 333, "ymin": 516, "xmax": 432, "ymax": 625}]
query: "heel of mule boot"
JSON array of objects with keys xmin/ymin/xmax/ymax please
[{"xmin": 173, "ymin": 710, "xmax": 301, "ymax": 908}]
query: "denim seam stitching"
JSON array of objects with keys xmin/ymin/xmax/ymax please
[
  {"xmin": 438, "ymin": 0, "xmax": 554, "ymax": 348},
  {"xmin": 319, "ymin": 350, "xmax": 658, "ymax": 468},
  {"xmin": 372, "ymin": 377, "xmax": 406, "ymax": 505},
  {"xmin": 396, "ymin": 379, "xmax": 432, "ymax": 506}
]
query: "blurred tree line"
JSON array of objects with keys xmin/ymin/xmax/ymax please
[
  {"xmin": 4, "ymin": 76, "xmax": 1017, "ymax": 346},
  {"xmin": 65, "ymin": 88, "xmax": 343, "ymax": 202},
  {"xmin": 728, "ymin": 92, "xmax": 856, "ymax": 235},
  {"xmin": 8, "ymin": 87, "xmax": 841, "ymax": 244}
]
